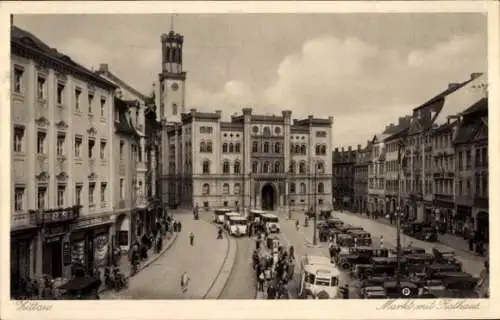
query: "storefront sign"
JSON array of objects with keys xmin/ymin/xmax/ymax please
[
  {"xmin": 45, "ymin": 224, "xmax": 69, "ymax": 236},
  {"xmin": 73, "ymin": 215, "xmax": 112, "ymax": 229},
  {"xmin": 62, "ymin": 241, "xmax": 72, "ymax": 266}
]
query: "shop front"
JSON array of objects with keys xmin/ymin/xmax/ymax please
[
  {"xmin": 456, "ymin": 205, "xmax": 473, "ymax": 239},
  {"xmin": 10, "ymin": 226, "xmax": 38, "ymax": 298},
  {"xmin": 115, "ymin": 211, "xmax": 136, "ymax": 251},
  {"xmin": 70, "ymin": 214, "xmax": 113, "ymax": 276},
  {"xmin": 42, "ymin": 223, "xmax": 70, "ymax": 279}
]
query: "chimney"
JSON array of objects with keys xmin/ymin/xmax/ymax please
[
  {"xmin": 348, "ymin": 146, "xmax": 352, "ymax": 151},
  {"xmin": 335, "ymin": 147, "xmax": 339, "ymax": 153},
  {"xmin": 357, "ymin": 144, "xmax": 361, "ymax": 150},
  {"xmin": 341, "ymin": 147, "xmax": 345, "ymax": 152},
  {"xmin": 215, "ymin": 110, "xmax": 222, "ymax": 118},
  {"xmin": 470, "ymin": 73, "xmax": 482, "ymax": 80},
  {"xmin": 99, "ymin": 63, "xmax": 109, "ymax": 73},
  {"xmin": 448, "ymin": 83, "xmax": 460, "ymax": 90}
]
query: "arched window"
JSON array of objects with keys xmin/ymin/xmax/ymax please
[
  {"xmin": 317, "ymin": 182, "xmax": 324, "ymax": 193},
  {"xmin": 222, "ymin": 143, "xmax": 228, "ymax": 153},
  {"xmin": 252, "ymin": 126, "xmax": 259, "ymax": 134},
  {"xmin": 202, "ymin": 160, "xmax": 210, "ymax": 174},
  {"xmin": 274, "ymin": 142, "xmax": 280, "ymax": 153},
  {"xmin": 263, "ymin": 142, "xmax": 270, "ymax": 153},
  {"xmin": 222, "ymin": 183, "xmax": 230, "ymax": 195},
  {"xmin": 223, "ymin": 161, "xmax": 231, "ymax": 174},
  {"xmin": 274, "ymin": 127, "xmax": 281, "ymax": 135},
  {"xmin": 202, "ymin": 183, "xmax": 210, "ymax": 195},
  {"xmin": 252, "ymin": 161, "xmax": 258, "ymax": 173},
  {"xmin": 252, "ymin": 142, "xmax": 258, "ymax": 152},
  {"xmin": 263, "ymin": 127, "xmax": 271, "ymax": 136},
  {"xmin": 200, "ymin": 141, "xmax": 206, "ymax": 152},
  {"xmin": 206, "ymin": 141, "xmax": 213, "ymax": 153},
  {"xmin": 229, "ymin": 143, "xmax": 234, "ymax": 153},
  {"xmin": 263, "ymin": 162, "xmax": 270, "ymax": 173},
  {"xmin": 315, "ymin": 144, "xmax": 320, "ymax": 155},
  {"xmin": 290, "ymin": 143, "xmax": 294, "ymax": 154},
  {"xmin": 300, "ymin": 183, "xmax": 306, "ymax": 194},
  {"xmin": 234, "ymin": 161, "xmax": 241, "ymax": 174},
  {"xmin": 274, "ymin": 161, "xmax": 281, "ymax": 173},
  {"xmin": 320, "ymin": 144, "xmax": 326, "ymax": 155},
  {"xmin": 317, "ymin": 161, "xmax": 325, "ymax": 173},
  {"xmin": 299, "ymin": 162, "xmax": 306, "ymax": 174},
  {"xmin": 290, "ymin": 183, "xmax": 296, "ymax": 193},
  {"xmin": 295, "ymin": 145, "xmax": 300, "ymax": 154},
  {"xmin": 300, "ymin": 144, "xmax": 306, "ymax": 154},
  {"xmin": 235, "ymin": 143, "xmax": 241, "ymax": 153},
  {"xmin": 289, "ymin": 161, "xmax": 296, "ymax": 174},
  {"xmin": 234, "ymin": 183, "xmax": 241, "ymax": 195}
]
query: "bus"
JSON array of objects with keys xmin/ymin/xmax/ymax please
[
  {"xmin": 227, "ymin": 216, "xmax": 248, "ymax": 236},
  {"xmin": 261, "ymin": 213, "xmax": 280, "ymax": 233},
  {"xmin": 224, "ymin": 212, "xmax": 241, "ymax": 230},
  {"xmin": 248, "ymin": 209, "xmax": 266, "ymax": 222},
  {"xmin": 214, "ymin": 208, "xmax": 233, "ymax": 224},
  {"xmin": 298, "ymin": 254, "xmax": 341, "ymax": 299}
]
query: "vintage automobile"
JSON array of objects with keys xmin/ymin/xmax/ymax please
[
  {"xmin": 298, "ymin": 254, "xmax": 341, "ymax": 299},
  {"xmin": 337, "ymin": 224, "xmax": 364, "ymax": 233},
  {"xmin": 214, "ymin": 208, "xmax": 234, "ymax": 224},
  {"xmin": 319, "ymin": 209, "xmax": 334, "ymax": 220},
  {"xmin": 388, "ymin": 246, "xmax": 426, "ymax": 258},
  {"xmin": 432, "ymin": 248, "xmax": 462, "ymax": 266},
  {"xmin": 405, "ymin": 253, "xmax": 435, "ymax": 275},
  {"xmin": 337, "ymin": 247, "xmax": 387, "ymax": 271},
  {"xmin": 424, "ymin": 264, "xmax": 464, "ymax": 279},
  {"xmin": 355, "ymin": 256, "xmax": 408, "ymax": 279},
  {"xmin": 336, "ymin": 234, "xmax": 356, "ymax": 254},
  {"xmin": 419, "ymin": 274, "xmax": 479, "ymax": 298},
  {"xmin": 325, "ymin": 218, "xmax": 344, "ymax": 229},
  {"xmin": 360, "ymin": 286, "xmax": 387, "ymax": 299},
  {"xmin": 402, "ymin": 222, "xmax": 438, "ymax": 241},
  {"xmin": 348, "ymin": 230, "xmax": 372, "ymax": 246},
  {"xmin": 359, "ymin": 275, "xmax": 397, "ymax": 288}
]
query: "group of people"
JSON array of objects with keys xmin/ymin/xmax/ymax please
[{"xmin": 252, "ymin": 235, "xmax": 295, "ymax": 300}]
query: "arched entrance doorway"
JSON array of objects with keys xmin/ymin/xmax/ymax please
[
  {"xmin": 115, "ymin": 213, "xmax": 130, "ymax": 250},
  {"xmin": 476, "ymin": 211, "xmax": 489, "ymax": 242},
  {"xmin": 261, "ymin": 183, "xmax": 276, "ymax": 211}
]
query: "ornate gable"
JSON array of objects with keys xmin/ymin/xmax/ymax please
[{"xmin": 472, "ymin": 121, "xmax": 488, "ymax": 142}]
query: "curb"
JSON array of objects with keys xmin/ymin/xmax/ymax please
[
  {"xmin": 98, "ymin": 231, "xmax": 179, "ymax": 294},
  {"xmin": 201, "ymin": 221, "xmax": 237, "ymax": 299}
]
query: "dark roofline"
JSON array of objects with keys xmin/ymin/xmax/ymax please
[
  {"xmin": 384, "ymin": 126, "xmax": 409, "ymax": 142},
  {"xmin": 413, "ymin": 78, "xmax": 475, "ymax": 112},
  {"xmin": 11, "ymin": 26, "xmax": 117, "ymax": 90},
  {"xmin": 96, "ymin": 68, "xmax": 148, "ymax": 101},
  {"xmin": 461, "ymin": 97, "xmax": 488, "ymax": 116}
]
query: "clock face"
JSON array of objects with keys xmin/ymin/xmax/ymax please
[{"xmin": 171, "ymin": 82, "xmax": 179, "ymax": 91}]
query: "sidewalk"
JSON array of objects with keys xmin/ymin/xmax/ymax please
[
  {"xmin": 98, "ymin": 229, "xmax": 179, "ymax": 294},
  {"xmin": 339, "ymin": 210, "xmax": 488, "ymax": 259}
]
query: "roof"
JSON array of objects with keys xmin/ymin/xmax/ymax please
[
  {"xmin": 454, "ymin": 98, "xmax": 488, "ymax": 144},
  {"xmin": 229, "ymin": 216, "xmax": 247, "ymax": 221},
  {"xmin": 413, "ymin": 79, "xmax": 475, "ymax": 112},
  {"xmin": 11, "ymin": 26, "xmax": 116, "ymax": 90},
  {"xmin": 115, "ymin": 98, "xmax": 140, "ymax": 137},
  {"xmin": 462, "ymin": 97, "xmax": 488, "ymax": 115},
  {"xmin": 96, "ymin": 66, "xmax": 148, "ymax": 101},
  {"xmin": 225, "ymin": 212, "xmax": 240, "ymax": 216}
]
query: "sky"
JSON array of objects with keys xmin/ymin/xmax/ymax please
[{"xmin": 14, "ymin": 13, "xmax": 487, "ymax": 147}]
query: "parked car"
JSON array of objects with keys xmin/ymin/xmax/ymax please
[
  {"xmin": 347, "ymin": 230, "xmax": 372, "ymax": 246},
  {"xmin": 383, "ymin": 281, "xmax": 420, "ymax": 298},
  {"xmin": 402, "ymin": 222, "xmax": 438, "ymax": 241}
]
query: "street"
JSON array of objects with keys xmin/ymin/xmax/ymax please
[{"xmin": 101, "ymin": 212, "xmax": 228, "ymax": 299}]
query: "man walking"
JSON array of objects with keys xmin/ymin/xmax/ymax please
[
  {"xmin": 180, "ymin": 272, "xmax": 190, "ymax": 294},
  {"xmin": 189, "ymin": 232, "xmax": 195, "ymax": 246}
]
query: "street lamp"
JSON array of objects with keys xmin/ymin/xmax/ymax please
[
  {"xmin": 312, "ymin": 161, "xmax": 318, "ymax": 246},
  {"xmin": 395, "ymin": 138, "xmax": 407, "ymax": 290}
]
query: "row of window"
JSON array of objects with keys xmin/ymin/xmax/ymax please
[
  {"xmin": 13, "ymin": 67, "xmax": 108, "ymax": 117},
  {"xmin": 253, "ymin": 141, "xmax": 282, "ymax": 154},
  {"xmin": 14, "ymin": 177, "xmax": 134, "ymax": 212},
  {"xmin": 222, "ymin": 143, "xmax": 241, "ymax": 153},
  {"xmin": 198, "ymin": 182, "xmax": 327, "ymax": 196},
  {"xmin": 14, "ymin": 127, "xmax": 142, "ymax": 163},
  {"xmin": 200, "ymin": 159, "xmax": 326, "ymax": 175}
]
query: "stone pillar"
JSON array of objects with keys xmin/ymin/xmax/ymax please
[{"xmin": 282, "ymin": 110, "xmax": 292, "ymax": 215}]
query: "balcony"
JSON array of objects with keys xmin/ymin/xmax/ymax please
[
  {"xmin": 11, "ymin": 211, "xmax": 38, "ymax": 230},
  {"xmin": 29, "ymin": 205, "xmax": 81, "ymax": 225}
]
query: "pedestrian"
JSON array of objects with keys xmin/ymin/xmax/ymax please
[
  {"xmin": 341, "ymin": 284, "xmax": 349, "ymax": 299},
  {"xmin": 267, "ymin": 283, "xmax": 276, "ymax": 299},
  {"xmin": 258, "ymin": 270, "xmax": 265, "ymax": 292},
  {"xmin": 289, "ymin": 245, "xmax": 295, "ymax": 260},
  {"xmin": 255, "ymin": 238, "xmax": 260, "ymax": 250},
  {"xmin": 329, "ymin": 243, "xmax": 335, "ymax": 261},
  {"xmin": 189, "ymin": 232, "xmax": 194, "ymax": 246},
  {"xmin": 178, "ymin": 221, "xmax": 183, "ymax": 232},
  {"xmin": 180, "ymin": 272, "xmax": 190, "ymax": 293},
  {"xmin": 468, "ymin": 231, "xmax": 475, "ymax": 251}
]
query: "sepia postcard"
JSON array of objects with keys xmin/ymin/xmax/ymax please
[{"xmin": 0, "ymin": 1, "xmax": 499, "ymax": 320}]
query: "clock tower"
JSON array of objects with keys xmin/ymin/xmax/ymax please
[{"xmin": 159, "ymin": 30, "xmax": 186, "ymax": 124}]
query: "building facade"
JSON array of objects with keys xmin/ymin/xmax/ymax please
[
  {"xmin": 95, "ymin": 64, "xmax": 155, "ymax": 251},
  {"xmin": 454, "ymin": 98, "xmax": 488, "ymax": 242},
  {"xmin": 405, "ymin": 73, "xmax": 486, "ymax": 222},
  {"xmin": 11, "ymin": 26, "xmax": 117, "ymax": 296},
  {"xmin": 353, "ymin": 144, "xmax": 369, "ymax": 213},
  {"xmin": 332, "ymin": 147, "xmax": 356, "ymax": 211},
  {"xmin": 367, "ymin": 133, "xmax": 388, "ymax": 215}
]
